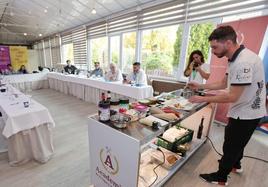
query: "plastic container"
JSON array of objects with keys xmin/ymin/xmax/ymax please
[
  {"xmin": 156, "ymin": 125, "xmax": 194, "ymax": 155},
  {"xmin": 150, "ymin": 147, "xmax": 181, "ymax": 170}
]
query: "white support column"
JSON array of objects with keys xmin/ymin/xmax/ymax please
[
  {"xmin": 119, "ymin": 33, "xmax": 123, "ymax": 71},
  {"xmin": 108, "ymin": 36, "xmax": 111, "ymax": 65},
  {"xmin": 48, "ymin": 39, "xmax": 53, "ymax": 68},
  {"xmin": 87, "ymin": 38, "xmax": 91, "ymax": 71},
  {"xmin": 42, "ymin": 40, "xmax": 47, "ymax": 67},
  {"xmin": 135, "ymin": 30, "xmax": 142, "ymax": 63},
  {"xmin": 177, "ymin": 24, "xmax": 190, "ymax": 82}
]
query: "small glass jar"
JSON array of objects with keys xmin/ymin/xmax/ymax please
[
  {"xmin": 110, "ymin": 99, "xmax": 119, "ymax": 114},
  {"xmin": 119, "ymin": 98, "xmax": 129, "ymax": 112}
]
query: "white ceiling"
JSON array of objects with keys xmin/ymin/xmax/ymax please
[{"xmin": 0, "ymin": 0, "xmax": 173, "ymax": 44}]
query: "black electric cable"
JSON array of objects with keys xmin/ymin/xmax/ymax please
[
  {"xmin": 206, "ymin": 136, "xmax": 268, "ymax": 163},
  {"xmin": 148, "ymin": 148, "xmax": 165, "ymax": 187}
]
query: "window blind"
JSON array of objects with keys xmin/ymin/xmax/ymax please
[
  {"xmin": 50, "ymin": 36, "xmax": 61, "ymax": 65},
  {"xmin": 72, "ymin": 28, "xmax": 87, "ymax": 64},
  {"xmin": 43, "ymin": 39, "xmax": 52, "ymax": 67},
  {"xmin": 84, "ymin": 0, "xmax": 267, "ymax": 37}
]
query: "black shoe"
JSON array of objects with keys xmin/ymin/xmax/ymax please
[{"xmin": 199, "ymin": 172, "xmax": 228, "ymax": 186}]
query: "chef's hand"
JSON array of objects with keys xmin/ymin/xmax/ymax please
[
  {"xmin": 187, "ymin": 82, "xmax": 200, "ymax": 91},
  {"xmin": 189, "ymin": 95, "xmax": 205, "ymax": 103}
]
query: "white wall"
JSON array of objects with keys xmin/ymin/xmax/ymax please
[{"xmin": 27, "ymin": 49, "xmax": 40, "ymax": 73}]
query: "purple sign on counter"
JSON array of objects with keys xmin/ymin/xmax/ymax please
[{"xmin": 0, "ymin": 46, "xmax": 11, "ymax": 71}]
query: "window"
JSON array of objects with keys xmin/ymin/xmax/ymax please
[
  {"xmin": 186, "ymin": 22, "xmax": 215, "ymax": 64},
  {"xmin": 141, "ymin": 25, "xmax": 182, "ymax": 78},
  {"xmin": 62, "ymin": 43, "xmax": 74, "ymax": 64},
  {"xmin": 110, "ymin": 35, "xmax": 120, "ymax": 64},
  {"xmin": 122, "ymin": 32, "xmax": 136, "ymax": 73},
  {"xmin": 90, "ymin": 37, "xmax": 108, "ymax": 69}
]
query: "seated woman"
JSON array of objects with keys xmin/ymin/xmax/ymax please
[
  {"xmin": 18, "ymin": 65, "xmax": 28, "ymax": 74},
  {"xmin": 3, "ymin": 64, "xmax": 16, "ymax": 75},
  {"xmin": 105, "ymin": 63, "xmax": 123, "ymax": 82},
  {"xmin": 184, "ymin": 50, "xmax": 210, "ymax": 84}
]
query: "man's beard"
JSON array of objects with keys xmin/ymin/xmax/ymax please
[{"xmin": 214, "ymin": 48, "xmax": 228, "ymax": 58}]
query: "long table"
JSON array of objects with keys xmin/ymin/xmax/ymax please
[
  {"xmin": 47, "ymin": 72, "xmax": 153, "ymax": 104},
  {"xmin": 0, "ymin": 85, "xmax": 55, "ymax": 166},
  {"xmin": 2, "ymin": 73, "xmax": 49, "ymax": 92}
]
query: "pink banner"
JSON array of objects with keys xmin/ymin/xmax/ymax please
[{"xmin": 0, "ymin": 46, "xmax": 11, "ymax": 71}]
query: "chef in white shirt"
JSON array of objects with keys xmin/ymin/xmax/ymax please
[{"xmin": 124, "ymin": 62, "xmax": 147, "ymax": 86}]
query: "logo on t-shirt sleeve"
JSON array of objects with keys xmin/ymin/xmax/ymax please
[{"xmin": 251, "ymin": 80, "xmax": 264, "ymax": 109}]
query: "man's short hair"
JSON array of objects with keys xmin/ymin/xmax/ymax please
[
  {"xmin": 208, "ymin": 25, "xmax": 237, "ymax": 43},
  {"xmin": 94, "ymin": 61, "xmax": 100, "ymax": 65},
  {"xmin": 133, "ymin": 62, "xmax": 140, "ymax": 66},
  {"xmin": 66, "ymin": 60, "xmax": 71, "ymax": 63}
]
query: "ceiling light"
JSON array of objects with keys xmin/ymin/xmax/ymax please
[
  {"xmin": 10, "ymin": 12, "xmax": 14, "ymax": 16},
  {"xmin": 91, "ymin": 8, "xmax": 96, "ymax": 14},
  {"xmin": 44, "ymin": 9, "xmax": 48, "ymax": 13},
  {"xmin": 39, "ymin": 33, "xmax": 42, "ymax": 37},
  {"xmin": 23, "ymin": 33, "xmax": 27, "ymax": 36}
]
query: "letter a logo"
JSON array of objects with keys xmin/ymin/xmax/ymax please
[{"xmin": 104, "ymin": 155, "xmax": 114, "ymax": 170}]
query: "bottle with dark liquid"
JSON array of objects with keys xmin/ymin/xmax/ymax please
[
  {"xmin": 107, "ymin": 91, "xmax": 111, "ymax": 101},
  {"xmin": 98, "ymin": 92, "xmax": 110, "ymax": 122},
  {"xmin": 101, "ymin": 92, "xmax": 106, "ymax": 101},
  {"xmin": 197, "ymin": 116, "xmax": 204, "ymax": 139}
]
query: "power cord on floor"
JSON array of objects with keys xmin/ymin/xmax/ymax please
[
  {"xmin": 206, "ymin": 136, "xmax": 268, "ymax": 163},
  {"xmin": 148, "ymin": 148, "xmax": 165, "ymax": 187}
]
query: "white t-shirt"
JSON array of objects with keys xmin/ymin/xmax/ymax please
[
  {"xmin": 227, "ymin": 47, "xmax": 266, "ymax": 119},
  {"xmin": 105, "ymin": 69, "xmax": 123, "ymax": 82},
  {"xmin": 189, "ymin": 63, "xmax": 210, "ymax": 84},
  {"xmin": 127, "ymin": 69, "xmax": 147, "ymax": 85}
]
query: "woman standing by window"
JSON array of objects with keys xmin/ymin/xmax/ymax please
[{"xmin": 184, "ymin": 50, "xmax": 210, "ymax": 84}]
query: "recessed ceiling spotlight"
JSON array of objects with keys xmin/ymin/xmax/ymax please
[
  {"xmin": 23, "ymin": 33, "xmax": 27, "ymax": 36},
  {"xmin": 10, "ymin": 12, "xmax": 14, "ymax": 16},
  {"xmin": 39, "ymin": 33, "xmax": 42, "ymax": 37},
  {"xmin": 44, "ymin": 9, "xmax": 48, "ymax": 13},
  {"xmin": 91, "ymin": 8, "xmax": 96, "ymax": 14}
]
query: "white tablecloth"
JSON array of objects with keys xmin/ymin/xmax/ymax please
[
  {"xmin": 0, "ymin": 117, "xmax": 7, "ymax": 153},
  {"xmin": 0, "ymin": 85, "xmax": 55, "ymax": 165},
  {"xmin": 47, "ymin": 72, "xmax": 153, "ymax": 104},
  {"xmin": 0, "ymin": 86, "xmax": 55, "ymax": 138},
  {"xmin": 2, "ymin": 73, "xmax": 49, "ymax": 92}
]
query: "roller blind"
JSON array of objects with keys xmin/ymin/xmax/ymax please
[
  {"xmin": 72, "ymin": 28, "xmax": 87, "ymax": 64},
  {"xmin": 61, "ymin": 32, "xmax": 72, "ymax": 45},
  {"xmin": 87, "ymin": 21, "xmax": 107, "ymax": 38},
  {"xmin": 85, "ymin": 0, "xmax": 267, "ymax": 36},
  {"xmin": 50, "ymin": 36, "xmax": 61, "ymax": 65},
  {"xmin": 61, "ymin": 28, "xmax": 87, "ymax": 64},
  {"xmin": 43, "ymin": 39, "xmax": 52, "ymax": 67},
  {"xmin": 36, "ymin": 42, "xmax": 45, "ymax": 67}
]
